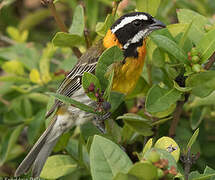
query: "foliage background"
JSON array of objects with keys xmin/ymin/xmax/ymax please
[{"xmin": 1, "ymin": 0, "xmax": 215, "ymax": 179}]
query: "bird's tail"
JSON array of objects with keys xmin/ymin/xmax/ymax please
[{"xmin": 15, "ymin": 116, "xmax": 61, "ymax": 178}]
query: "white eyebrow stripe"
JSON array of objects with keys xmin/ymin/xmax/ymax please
[
  {"xmin": 123, "ymin": 29, "xmax": 147, "ymax": 49},
  {"xmin": 111, "ymin": 14, "xmax": 148, "ymax": 33}
]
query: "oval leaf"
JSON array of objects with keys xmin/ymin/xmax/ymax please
[
  {"xmin": 40, "ymin": 155, "xmax": 77, "ymax": 179},
  {"xmin": 90, "ymin": 135, "xmax": 132, "ymax": 180}
]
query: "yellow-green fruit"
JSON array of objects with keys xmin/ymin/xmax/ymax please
[
  {"xmin": 191, "ymin": 56, "xmax": 200, "ymax": 64},
  {"xmin": 190, "ymin": 47, "xmax": 198, "ymax": 56},
  {"xmin": 192, "ymin": 64, "xmax": 201, "ymax": 73},
  {"xmin": 148, "ymin": 150, "xmax": 160, "ymax": 163},
  {"xmin": 154, "ymin": 137, "xmax": 180, "ymax": 162},
  {"xmin": 157, "ymin": 168, "xmax": 164, "ymax": 178}
]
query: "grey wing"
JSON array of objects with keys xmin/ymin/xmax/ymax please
[{"xmin": 45, "ymin": 61, "xmax": 97, "ymax": 118}]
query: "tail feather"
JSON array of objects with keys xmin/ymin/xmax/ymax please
[
  {"xmin": 32, "ymin": 138, "xmax": 58, "ymax": 178},
  {"xmin": 14, "ymin": 116, "xmax": 57, "ymax": 177}
]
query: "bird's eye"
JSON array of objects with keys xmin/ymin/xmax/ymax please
[{"xmin": 133, "ymin": 20, "xmax": 141, "ymax": 27}]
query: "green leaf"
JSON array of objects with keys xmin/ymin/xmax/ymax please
[
  {"xmin": 90, "ymin": 135, "xmax": 132, "ymax": 180},
  {"xmin": 95, "ymin": 46, "xmax": 124, "ymax": 89},
  {"xmin": 2, "ymin": 60, "xmax": 25, "ymax": 75},
  {"xmin": 173, "ymin": 80, "xmax": 192, "ymax": 92},
  {"xmin": 69, "ymin": 5, "xmax": 85, "ymax": 36},
  {"xmin": 0, "ymin": 75, "xmax": 30, "ymax": 83},
  {"xmin": 108, "ymin": 91, "xmax": 125, "ymax": 112},
  {"xmin": 39, "ymin": 43, "xmax": 56, "ymax": 84},
  {"xmin": 27, "ymin": 110, "xmax": 46, "ymax": 145},
  {"xmin": 47, "ymin": 92, "xmax": 100, "ymax": 115},
  {"xmin": 27, "ymin": 93, "xmax": 49, "ymax": 104},
  {"xmin": 152, "ymin": 47, "xmax": 165, "ymax": 68},
  {"xmin": 52, "ymin": 32, "xmax": 85, "ymax": 48},
  {"xmin": 117, "ymin": 113, "xmax": 153, "ymax": 136},
  {"xmin": 196, "ymin": 28, "xmax": 215, "ymax": 63},
  {"xmin": 144, "ymin": 148, "xmax": 177, "ymax": 169},
  {"xmin": 136, "ymin": 0, "xmax": 161, "ymax": 16},
  {"xmin": 186, "ymin": 71, "xmax": 215, "ymax": 98},
  {"xmin": 151, "ymin": 34, "xmax": 188, "ymax": 64},
  {"xmin": 113, "ymin": 172, "xmax": 138, "ymax": 180},
  {"xmin": 96, "ymin": 14, "xmax": 114, "ymax": 37},
  {"xmin": 0, "ymin": 125, "xmax": 24, "ymax": 165},
  {"xmin": 145, "ymin": 85, "xmax": 181, "ymax": 113},
  {"xmin": 190, "ymin": 107, "xmax": 208, "ymax": 130},
  {"xmin": 185, "ymin": 128, "xmax": 199, "ymax": 154},
  {"xmin": 177, "ymin": 9, "xmax": 209, "ymax": 44},
  {"xmin": 129, "ymin": 162, "xmax": 158, "ymax": 180},
  {"xmin": 40, "ymin": 155, "xmax": 77, "ymax": 179},
  {"xmin": 82, "ymin": 72, "xmax": 101, "ymax": 100},
  {"xmin": 142, "ymin": 138, "xmax": 153, "ymax": 156}
]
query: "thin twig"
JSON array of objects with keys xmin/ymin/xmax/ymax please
[
  {"xmin": 0, "ymin": 34, "xmax": 16, "ymax": 45},
  {"xmin": 169, "ymin": 52, "xmax": 215, "ymax": 137},
  {"xmin": 41, "ymin": 0, "xmax": 82, "ymax": 58},
  {"xmin": 112, "ymin": 1, "xmax": 122, "ymax": 16},
  {"xmin": 204, "ymin": 52, "xmax": 215, "ymax": 70}
]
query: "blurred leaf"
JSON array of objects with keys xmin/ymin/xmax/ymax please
[
  {"xmin": 39, "ymin": 43, "xmax": 56, "ymax": 84},
  {"xmin": 29, "ymin": 69, "xmax": 42, "ymax": 85},
  {"xmin": 196, "ymin": 28, "xmax": 215, "ymax": 63},
  {"xmin": 108, "ymin": 91, "xmax": 125, "ymax": 112},
  {"xmin": 113, "ymin": 172, "xmax": 137, "ymax": 180},
  {"xmin": 151, "ymin": 47, "xmax": 165, "ymax": 68},
  {"xmin": 136, "ymin": 0, "xmax": 160, "ymax": 16},
  {"xmin": 128, "ymin": 162, "xmax": 158, "ymax": 180},
  {"xmin": 59, "ymin": 55, "xmax": 78, "ymax": 71},
  {"xmin": 189, "ymin": 171, "xmax": 215, "ymax": 180},
  {"xmin": 18, "ymin": 9, "xmax": 51, "ymax": 30},
  {"xmin": 6, "ymin": 26, "xmax": 28, "ymax": 43},
  {"xmin": 142, "ymin": 138, "xmax": 153, "ymax": 156},
  {"xmin": 96, "ymin": 14, "xmax": 114, "ymax": 37},
  {"xmin": 85, "ymin": 0, "xmax": 99, "ymax": 29},
  {"xmin": 0, "ymin": 44, "xmax": 39, "ymax": 70},
  {"xmin": 190, "ymin": 91, "xmax": 215, "ymax": 107},
  {"xmin": 95, "ymin": 46, "xmax": 123, "ymax": 89},
  {"xmin": 54, "ymin": 132, "xmax": 70, "ymax": 152},
  {"xmin": 40, "ymin": 155, "xmax": 77, "ymax": 179},
  {"xmin": 48, "ymin": 92, "xmax": 100, "ymax": 115},
  {"xmin": 0, "ymin": 125, "xmax": 24, "ymax": 165},
  {"xmin": 27, "ymin": 109, "xmax": 46, "ymax": 145},
  {"xmin": 52, "ymin": 32, "xmax": 85, "ymax": 48},
  {"xmin": 190, "ymin": 107, "xmax": 208, "ymax": 130},
  {"xmin": 90, "ymin": 135, "xmax": 132, "ymax": 180},
  {"xmin": 23, "ymin": 98, "xmax": 32, "ymax": 118},
  {"xmin": 151, "ymin": 34, "xmax": 188, "ymax": 64},
  {"xmin": 117, "ymin": 113, "xmax": 153, "ymax": 136},
  {"xmin": 2, "ymin": 60, "xmax": 25, "ymax": 75},
  {"xmin": 186, "ymin": 71, "xmax": 215, "ymax": 98},
  {"xmin": 69, "ymin": 5, "xmax": 85, "ymax": 36},
  {"xmin": 177, "ymin": 9, "xmax": 209, "ymax": 44},
  {"xmin": 0, "ymin": 75, "xmax": 30, "ymax": 83},
  {"xmin": 82, "ymin": 72, "xmax": 101, "ymax": 101},
  {"xmin": 145, "ymin": 85, "xmax": 181, "ymax": 113},
  {"xmin": 27, "ymin": 93, "xmax": 49, "ymax": 104},
  {"xmin": 185, "ymin": 128, "xmax": 199, "ymax": 154}
]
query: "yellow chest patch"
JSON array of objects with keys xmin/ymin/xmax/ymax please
[
  {"xmin": 103, "ymin": 30, "xmax": 147, "ymax": 95},
  {"xmin": 112, "ymin": 42, "xmax": 146, "ymax": 94}
]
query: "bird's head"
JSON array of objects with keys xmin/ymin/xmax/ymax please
[{"xmin": 103, "ymin": 12, "xmax": 166, "ymax": 57}]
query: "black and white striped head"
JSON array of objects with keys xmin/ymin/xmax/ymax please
[{"xmin": 111, "ymin": 12, "xmax": 165, "ymax": 57}]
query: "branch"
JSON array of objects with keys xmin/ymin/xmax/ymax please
[
  {"xmin": 112, "ymin": 1, "xmax": 122, "ymax": 16},
  {"xmin": 41, "ymin": 0, "xmax": 82, "ymax": 58},
  {"xmin": 169, "ymin": 53, "xmax": 215, "ymax": 137}
]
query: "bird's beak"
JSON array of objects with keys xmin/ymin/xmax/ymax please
[{"xmin": 149, "ymin": 18, "xmax": 166, "ymax": 31}]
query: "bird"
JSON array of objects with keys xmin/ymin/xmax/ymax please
[{"xmin": 15, "ymin": 11, "xmax": 165, "ymax": 178}]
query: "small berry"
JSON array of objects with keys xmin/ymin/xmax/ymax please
[
  {"xmin": 160, "ymin": 159, "xmax": 169, "ymax": 169},
  {"xmin": 88, "ymin": 83, "xmax": 95, "ymax": 92},
  {"xmin": 148, "ymin": 150, "xmax": 160, "ymax": 163},
  {"xmin": 169, "ymin": 166, "xmax": 177, "ymax": 176},
  {"xmin": 192, "ymin": 64, "xmax": 201, "ymax": 72},
  {"xmin": 95, "ymin": 92, "xmax": 99, "ymax": 97},
  {"xmin": 191, "ymin": 47, "xmax": 198, "ymax": 56},
  {"xmin": 191, "ymin": 55, "xmax": 200, "ymax": 64}
]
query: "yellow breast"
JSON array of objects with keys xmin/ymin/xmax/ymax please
[{"xmin": 103, "ymin": 30, "xmax": 147, "ymax": 95}]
